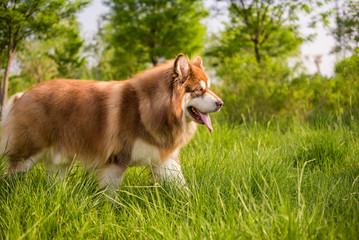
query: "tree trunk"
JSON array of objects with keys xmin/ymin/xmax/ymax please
[
  {"xmin": 2, "ymin": 49, "xmax": 15, "ymax": 106},
  {"xmin": 254, "ymin": 41, "xmax": 261, "ymax": 63},
  {"xmin": 151, "ymin": 56, "xmax": 158, "ymax": 66},
  {"xmin": 0, "ymin": 48, "xmax": 4, "ymax": 102},
  {"xmin": 0, "ymin": 49, "xmax": 4, "ymax": 116}
]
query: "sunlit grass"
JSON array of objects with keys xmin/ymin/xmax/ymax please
[{"xmin": 0, "ymin": 118, "xmax": 358, "ymax": 239}]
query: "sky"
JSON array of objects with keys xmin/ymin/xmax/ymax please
[
  {"xmin": 77, "ymin": 0, "xmax": 337, "ymax": 77},
  {"xmin": 77, "ymin": 0, "xmax": 108, "ymax": 40}
]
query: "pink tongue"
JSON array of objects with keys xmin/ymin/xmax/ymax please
[{"xmin": 198, "ymin": 111, "xmax": 213, "ymax": 133}]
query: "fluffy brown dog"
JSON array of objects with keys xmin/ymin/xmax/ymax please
[{"xmin": 1, "ymin": 54, "xmax": 223, "ymax": 189}]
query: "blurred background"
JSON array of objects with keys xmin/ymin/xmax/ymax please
[{"xmin": 1, "ymin": 0, "xmax": 358, "ymax": 123}]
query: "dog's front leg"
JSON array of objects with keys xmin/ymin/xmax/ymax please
[
  {"xmin": 97, "ymin": 164, "xmax": 127, "ymax": 191},
  {"xmin": 152, "ymin": 154, "xmax": 187, "ymax": 188}
]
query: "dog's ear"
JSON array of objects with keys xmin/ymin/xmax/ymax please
[
  {"xmin": 192, "ymin": 56, "xmax": 203, "ymax": 69},
  {"xmin": 174, "ymin": 53, "xmax": 190, "ymax": 84}
]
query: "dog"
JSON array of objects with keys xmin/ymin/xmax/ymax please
[{"xmin": 0, "ymin": 54, "xmax": 223, "ymax": 189}]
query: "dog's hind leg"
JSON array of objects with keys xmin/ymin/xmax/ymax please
[
  {"xmin": 1, "ymin": 127, "xmax": 46, "ymax": 177},
  {"xmin": 3, "ymin": 139, "xmax": 45, "ymax": 177},
  {"xmin": 5, "ymin": 154, "xmax": 42, "ymax": 177}
]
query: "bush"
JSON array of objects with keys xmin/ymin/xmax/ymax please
[
  {"xmin": 211, "ymin": 52, "xmax": 359, "ymax": 123},
  {"xmin": 211, "ymin": 53, "xmax": 292, "ymax": 122}
]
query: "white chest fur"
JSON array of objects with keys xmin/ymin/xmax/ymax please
[{"xmin": 130, "ymin": 139, "xmax": 161, "ymax": 167}]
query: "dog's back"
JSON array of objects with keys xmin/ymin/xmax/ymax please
[{"xmin": 1, "ymin": 80, "xmax": 121, "ymax": 164}]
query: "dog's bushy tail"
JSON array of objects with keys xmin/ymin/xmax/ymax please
[{"xmin": 1, "ymin": 92, "xmax": 24, "ymax": 126}]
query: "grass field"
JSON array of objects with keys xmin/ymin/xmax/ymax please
[{"xmin": 0, "ymin": 118, "xmax": 358, "ymax": 239}]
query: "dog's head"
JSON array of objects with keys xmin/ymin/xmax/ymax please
[{"xmin": 173, "ymin": 54, "xmax": 223, "ymax": 133}]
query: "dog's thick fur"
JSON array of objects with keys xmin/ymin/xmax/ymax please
[{"xmin": 1, "ymin": 54, "xmax": 222, "ymax": 188}]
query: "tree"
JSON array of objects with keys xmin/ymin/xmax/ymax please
[
  {"xmin": 17, "ymin": 40, "xmax": 58, "ymax": 84},
  {"xmin": 332, "ymin": 0, "xmax": 359, "ymax": 56},
  {"xmin": 18, "ymin": 24, "xmax": 85, "ymax": 83},
  {"xmin": 212, "ymin": 0, "xmax": 321, "ymax": 63},
  {"xmin": 47, "ymin": 20, "xmax": 86, "ymax": 78},
  {"xmin": 100, "ymin": 0, "xmax": 207, "ymax": 79},
  {"xmin": 0, "ymin": 0, "xmax": 89, "ymax": 106}
]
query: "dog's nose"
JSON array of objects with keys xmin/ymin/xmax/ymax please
[{"xmin": 216, "ymin": 99, "xmax": 223, "ymax": 109}]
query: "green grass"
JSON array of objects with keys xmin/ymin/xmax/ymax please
[{"xmin": 0, "ymin": 118, "xmax": 358, "ymax": 239}]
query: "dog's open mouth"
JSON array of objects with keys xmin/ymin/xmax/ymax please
[{"xmin": 188, "ymin": 107, "xmax": 213, "ymax": 133}]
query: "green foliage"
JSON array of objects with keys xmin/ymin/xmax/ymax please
[
  {"xmin": 0, "ymin": 0, "xmax": 89, "ymax": 103},
  {"xmin": 0, "ymin": 120, "xmax": 358, "ymax": 238},
  {"xmin": 16, "ymin": 40, "xmax": 58, "ymax": 84},
  {"xmin": 332, "ymin": 0, "xmax": 359, "ymax": 55},
  {"xmin": 0, "ymin": 0, "xmax": 89, "ymax": 52},
  {"xmin": 7, "ymin": 75, "xmax": 37, "ymax": 96},
  {"xmin": 335, "ymin": 51, "xmax": 359, "ymax": 80},
  {"xmin": 210, "ymin": 53, "xmax": 293, "ymax": 121},
  {"xmin": 11, "ymin": 22, "xmax": 86, "ymax": 91},
  {"xmin": 205, "ymin": 0, "xmax": 359, "ymax": 123},
  {"xmin": 217, "ymin": 67, "xmax": 354, "ymax": 122},
  {"xmin": 47, "ymin": 20, "xmax": 86, "ymax": 78},
  {"xmin": 210, "ymin": 50, "xmax": 359, "ymax": 122},
  {"xmin": 97, "ymin": 0, "xmax": 207, "ymax": 80},
  {"xmin": 207, "ymin": 0, "xmax": 308, "ymax": 121},
  {"xmin": 10, "ymin": 22, "xmax": 86, "ymax": 91},
  {"xmin": 212, "ymin": 0, "xmax": 310, "ymax": 63},
  {"xmin": 332, "ymin": 53, "xmax": 359, "ymax": 114}
]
